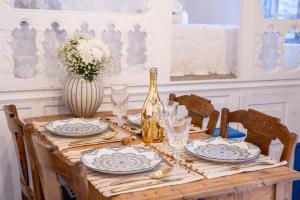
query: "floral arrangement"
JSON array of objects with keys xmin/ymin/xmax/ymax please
[{"xmin": 56, "ymin": 34, "xmax": 111, "ymax": 81}]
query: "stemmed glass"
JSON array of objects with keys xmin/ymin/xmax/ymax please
[
  {"xmin": 165, "ymin": 115, "xmax": 192, "ymax": 163},
  {"xmin": 157, "ymin": 100, "xmax": 179, "ymax": 128},
  {"xmin": 110, "ymin": 84, "xmax": 129, "ymax": 126}
]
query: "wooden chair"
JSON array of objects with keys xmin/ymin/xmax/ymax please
[
  {"xmin": 31, "ymin": 131, "xmax": 89, "ymax": 200},
  {"xmin": 220, "ymin": 108, "xmax": 298, "ymax": 164},
  {"xmin": 169, "ymin": 93, "xmax": 219, "ymax": 136},
  {"xmin": 3, "ymin": 105, "xmax": 43, "ymax": 200}
]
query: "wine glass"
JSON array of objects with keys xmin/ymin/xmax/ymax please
[
  {"xmin": 157, "ymin": 100, "xmax": 179, "ymax": 128},
  {"xmin": 165, "ymin": 115, "xmax": 192, "ymax": 163},
  {"xmin": 110, "ymin": 84, "xmax": 129, "ymax": 126}
]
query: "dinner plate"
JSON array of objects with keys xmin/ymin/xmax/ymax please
[
  {"xmin": 127, "ymin": 113, "xmax": 141, "ymax": 126},
  {"xmin": 81, "ymin": 146, "xmax": 162, "ymax": 174},
  {"xmin": 127, "ymin": 114, "xmax": 207, "ymax": 133},
  {"xmin": 45, "ymin": 118, "xmax": 108, "ymax": 137},
  {"xmin": 185, "ymin": 137, "xmax": 261, "ymax": 163}
]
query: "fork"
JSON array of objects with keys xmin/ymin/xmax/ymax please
[
  {"xmin": 69, "ymin": 131, "xmax": 118, "ymax": 146},
  {"xmin": 110, "ymin": 167, "xmax": 173, "ymax": 186},
  {"xmin": 231, "ymin": 159, "xmax": 277, "ymax": 170}
]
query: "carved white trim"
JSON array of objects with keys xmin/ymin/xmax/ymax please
[
  {"xmin": 238, "ymin": 0, "xmax": 300, "ymax": 80},
  {"xmin": 0, "ymin": 0, "xmax": 170, "ymax": 90}
]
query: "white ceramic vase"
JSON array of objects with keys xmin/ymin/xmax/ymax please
[{"xmin": 62, "ymin": 75, "xmax": 104, "ymax": 117}]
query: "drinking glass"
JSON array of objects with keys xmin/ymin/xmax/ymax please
[
  {"xmin": 165, "ymin": 115, "xmax": 192, "ymax": 163},
  {"xmin": 157, "ymin": 100, "xmax": 179, "ymax": 128},
  {"xmin": 110, "ymin": 84, "xmax": 129, "ymax": 126}
]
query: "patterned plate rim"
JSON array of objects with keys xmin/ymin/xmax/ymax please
[
  {"xmin": 127, "ymin": 114, "xmax": 141, "ymax": 126},
  {"xmin": 44, "ymin": 118, "xmax": 108, "ymax": 137},
  {"xmin": 185, "ymin": 138, "xmax": 261, "ymax": 163},
  {"xmin": 80, "ymin": 146, "xmax": 163, "ymax": 174}
]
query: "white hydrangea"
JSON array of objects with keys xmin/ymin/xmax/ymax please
[
  {"xmin": 56, "ymin": 33, "xmax": 112, "ymax": 81},
  {"xmin": 77, "ymin": 38, "xmax": 110, "ymax": 65}
]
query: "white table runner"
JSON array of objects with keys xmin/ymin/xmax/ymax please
[
  {"xmin": 63, "ymin": 146, "xmax": 203, "ymax": 197},
  {"xmin": 33, "ymin": 121, "xmax": 129, "ymax": 151},
  {"xmin": 150, "ymin": 143, "xmax": 287, "ymax": 179}
]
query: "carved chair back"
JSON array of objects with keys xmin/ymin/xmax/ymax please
[
  {"xmin": 169, "ymin": 94, "xmax": 219, "ymax": 136},
  {"xmin": 3, "ymin": 105, "xmax": 43, "ymax": 200},
  {"xmin": 220, "ymin": 108, "xmax": 298, "ymax": 164},
  {"xmin": 32, "ymin": 133, "xmax": 89, "ymax": 200}
]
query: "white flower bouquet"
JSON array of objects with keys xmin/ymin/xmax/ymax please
[{"xmin": 57, "ymin": 34, "xmax": 111, "ymax": 81}]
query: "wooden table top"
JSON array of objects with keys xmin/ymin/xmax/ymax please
[{"xmin": 24, "ymin": 112, "xmax": 300, "ymax": 200}]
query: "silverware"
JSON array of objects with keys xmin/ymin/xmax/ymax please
[
  {"xmin": 110, "ymin": 177, "xmax": 182, "ymax": 193},
  {"xmin": 110, "ymin": 167, "xmax": 173, "ymax": 186},
  {"xmin": 68, "ymin": 139, "xmax": 122, "ymax": 147},
  {"xmin": 69, "ymin": 131, "xmax": 118, "ymax": 145},
  {"xmin": 231, "ymin": 159, "xmax": 277, "ymax": 170},
  {"xmin": 198, "ymin": 159, "xmax": 277, "ymax": 174}
]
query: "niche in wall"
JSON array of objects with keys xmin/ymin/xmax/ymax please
[
  {"xmin": 284, "ymin": 26, "xmax": 300, "ymax": 70},
  {"xmin": 13, "ymin": 0, "xmax": 149, "ymax": 13},
  {"xmin": 11, "ymin": 21, "xmax": 37, "ymax": 79},
  {"xmin": 43, "ymin": 22, "xmax": 67, "ymax": 78},
  {"xmin": 171, "ymin": 0, "xmax": 240, "ymax": 81}
]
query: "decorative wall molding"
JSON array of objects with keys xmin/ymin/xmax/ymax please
[
  {"xmin": 239, "ymin": 0, "xmax": 300, "ymax": 79},
  {"xmin": 0, "ymin": 0, "xmax": 172, "ymax": 90}
]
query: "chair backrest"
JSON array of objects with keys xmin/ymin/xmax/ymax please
[
  {"xmin": 220, "ymin": 108, "xmax": 298, "ymax": 164},
  {"xmin": 3, "ymin": 105, "xmax": 32, "ymax": 198},
  {"xmin": 4, "ymin": 105, "xmax": 44, "ymax": 200},
  {"xmin": 169, "ymin": 93, "xmax": 219, "ymax": 136},
  {"xmin": 32, "ymin": 133, "xmax": 89, "ymax": 200}
]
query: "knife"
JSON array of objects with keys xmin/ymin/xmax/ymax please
[{"xmin": 111, "ymin": 177, "xmax": 182, "ymax": 193}]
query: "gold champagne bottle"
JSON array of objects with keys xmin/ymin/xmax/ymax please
[{"xmin": 141, "ymin": 68, "xmax": 164, "ymax": 143}]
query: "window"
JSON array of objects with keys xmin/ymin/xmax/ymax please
[{"xmin": 261, "ymin": 0, "xmax": 300, "ymax": 19}]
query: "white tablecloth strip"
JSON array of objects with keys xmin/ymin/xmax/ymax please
[
  {"xmin": 150, "ymin": 143, "xmax": 287, "ymax": 179},
  {"xmin": 63, "ymin": 146, "xmax": 203, "ymax": 197},
  {"xmin": 33, "ymin": 121, "xmax": 128, "ymax": 151}
]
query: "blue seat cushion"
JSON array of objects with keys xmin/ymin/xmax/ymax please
[
  {"xmin": 293, "ymin": 143, "xmax": 300, "ymax": 200},
  {"xmin": 213, "ymin": 127, "xmax": 246, "ymax": 139}
]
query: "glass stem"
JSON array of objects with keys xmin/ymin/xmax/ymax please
[{"xmin": 116, "ymin": 115, "xmax": 123, "ymax": 126}]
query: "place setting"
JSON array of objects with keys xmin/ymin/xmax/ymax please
[
  {"xmin": 76, "ymin": 145, "xmax": 203, "ymax": 197},
  {"xmin": 30, "ymin": 116, "xmax": 130, "ymax": 152},
  {"xmin": 147, "ymin": 99, "xmax": 287, "ymax": 179},
  {"xmin": 30, "ymin": 85, "xmax": 137, "ymax": 151}
]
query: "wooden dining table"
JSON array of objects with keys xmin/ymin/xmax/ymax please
[{"xmin": 24, "ymin": 111, "xmax": 300, "ymax": 200}]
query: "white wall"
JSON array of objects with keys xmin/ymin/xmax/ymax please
[{"xmin": 179, "ymin": 0, "xmax": 240, "ymax": 25}]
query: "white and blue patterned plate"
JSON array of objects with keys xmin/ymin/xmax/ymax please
[
  {"xmin": 127, "ymin": 113, "xmax": 141, "ymax": 126},
  {"xmin": 185, "ymin": 137, "xmax": 261, "ymax": 163},
  {"xmin": 81, "ymin": 146, "xmax": 162, "ymax": 174},
  {"xmin": 127, "ymin": 114, "xmax": 207, "ymax": 133},
  {"xmin": 45, "ymin": 118, "xmax": 108, "ymax": 137}
]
